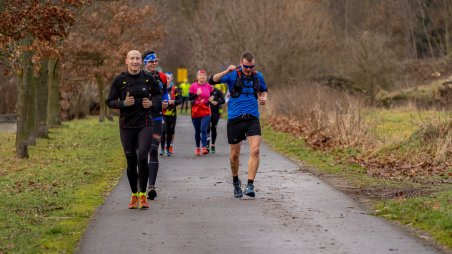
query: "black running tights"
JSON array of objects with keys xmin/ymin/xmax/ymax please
[
  {"xmin": 120, "ymin": 126, "xmax": 152, "ymax": 193},
  {"xmin": 161, "ymin": 115, "xmax": 177, "ymax": 150},
  {"xmin": 148, "ymin": 120, "xmax": 162, "ymax": 186}
]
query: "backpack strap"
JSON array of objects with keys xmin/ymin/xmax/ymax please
[
  {"xmin": 251, "ymin": 71, "xmax": 260, "ymax": 99},
  {"xmin": 231, "ymin": 70, "xmax": 244, "ymax": 98},
  {"xmin": 119, "ymin": 72, "xmax": 128, "ymax": 98}
]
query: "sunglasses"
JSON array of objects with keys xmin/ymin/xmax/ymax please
[
  {"xmin": 242, "ymin": 64, "xmax": 255, "ymax": 69},
  {"xmin": 150, "ymin": 60, "xmax": 158, "ymax": 63}
]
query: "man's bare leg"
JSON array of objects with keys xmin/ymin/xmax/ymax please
[
  {"xmin": 230, "ymin": 143, "xmax": 241, "ymax": 176},
  {"xmin": 230, "ymin": 143, "xmax": 243, "ymax": 198},
  {"xmin": 247, "ymin": 135, "xmax": 261, "ymax": 180},
  {"xmin": 244, "ymin": 135, "xmax": 261, "ymax": 197}
]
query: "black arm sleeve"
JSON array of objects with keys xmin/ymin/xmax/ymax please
[
  {"xmin": 149, "ymin": 75, "xmax": 162, "ymax": 111},
  {"xmin": 208, "ymin": 75, "xmax": 220, "ymax": 85},
  {"xmin": 152, "ymin": 94, "xmax": 162, "ymax": 113},
  {"xmin": 106, "ymin": 76, "xmax": 124, "ymax": 109},
  {"xmin": 174, "ymin": 88, "xmax": 182, "ymax": 106},
  {"xmin": 189, "ymin": 92, "xmax": 198, "ymax": 101},
  {"xmin": 217, "ymin": 89, "xmax": 225, "ymax": 105}
]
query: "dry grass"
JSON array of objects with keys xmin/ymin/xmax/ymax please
[
  {"xmin": 265, "ymin": 82, "xmax": 372, "ymax": 149},
  {"xmin": 264, "ymin": 82, "xmax": 451, "ymax": 181}
]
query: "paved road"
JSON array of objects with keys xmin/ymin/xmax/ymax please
[{"xmin": 77, "ymin": 115, "xmax": 439, "ymax": 254}]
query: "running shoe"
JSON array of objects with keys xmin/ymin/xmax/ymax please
[
  {"xmin": 244, "ymin": 184, "xmax": 255, "ymax": 197},
  {"xmin": 233, "ymin": 179, "xmax": 243, "ymax": 198},
  {"xmin": 210, "ymin": 146, "xmax": 215, "ymax": 154},
  {"xmin": 166, "ymin": 149, "xmax": 172, "ymax": 157},
  {"xmin": 147, "ymin": 187, "xmax": 157, "ymax": 200},
  {"xmin": 139, "ymin": 193, "xmax": 149, "ymax": 208},
  {"xmin": 202, "ymin": 147, "xmax": 209, "ymax": 155},
  {"xmin": 159, "ymin": 149, "xmax": 166, "ymax": 156},
  {"xmin": 195, "ymin": 148, "xmax": 201, "ymax": 156},
  {"xmin": 169, "ymin": 145, "xmax": 173, "ymax": 154},
  {"xmin": 128, "ymin": 194, "xmax": 139, "ymax": 209}
]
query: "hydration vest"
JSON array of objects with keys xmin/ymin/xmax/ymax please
[
  {"xmin": 163, "ymin": 86, "xmax": 179, "ymax": 116},
  {"xmin": 231, "ymin": 70, "xmax": 260, "ymax": 99}
]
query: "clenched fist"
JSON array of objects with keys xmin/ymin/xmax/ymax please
[
  {"xmin": 142, "ymin": 98, "xmax": 152, "ymax": 108},
  {"xmin": 123, "ymin": 92, "xmax": 135, "ymax": 107}
]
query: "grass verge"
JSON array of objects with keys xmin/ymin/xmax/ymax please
[
  {"xmin": 262, "ymin": 124, "xmax": 452, "ymax": 249},
  {"xmin": 0, "ymin": 117, "xmax": 124, "ymax": 253},
  {"xmin": 375, "ymin": 190, "xmax": 452, "ymax": 248}
]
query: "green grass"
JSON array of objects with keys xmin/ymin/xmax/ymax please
[
  {"xmin": 0, "ymin": 117, "xmax": 124, "ymax": 253},
  {"xmin": 262, "ymin": 123, "xmax": 451, "ymax": 249},
  {"xmin": 375, "ymin": 189, "xmax": 452, "ymax": 248}
]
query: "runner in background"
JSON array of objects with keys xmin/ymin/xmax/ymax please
[
  {"xmin": 206, "ymin": 85, "xmax": 225, "ymax": 153},
  {"xmin": 161, "ymin": 73, "xmax": 181, "ymax": 156},
  {"xmin": 189, "ymin": 69, "xmax": 213, "ymax": 155},
  {"xmin": 179, "ymin": 78, "xmax": 190, "ymax": 113},
  {"xmin": 142, "ymin": 50, "xmax": 167, "ymax": 200}
]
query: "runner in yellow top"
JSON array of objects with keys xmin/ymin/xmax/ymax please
[{"xmin": 179, "ymin": 78, "xmax": 190, "ymax": 113}]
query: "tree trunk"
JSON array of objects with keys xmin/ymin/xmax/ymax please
[
  {"xmin": 105, "ymin": 85, "xmax": 114, "ymax": 121},
  {"xmin": 15, "ymin": 39, "xmax": 33, "ymax": 158},
  {"xmin": 36, "ymin": 59, "xmax": 49, "ymax": 138},
  {"xmin": 106, "ymin": 107, "xmax": 114, "ymax": 121},
  {"xmin": 418, "ymin": 0, "xmax": 435, "ymax": 57},
  {"xmin": 27, "ymin": 70, "xmax": 37, "ymax": 145},
  {"xmin": 95, "ymin": 74, "xmax": 106, "ymax": 122},
  {"xmin": 47, "ymin": 58, "xmax": 61, "ymax": 127}
]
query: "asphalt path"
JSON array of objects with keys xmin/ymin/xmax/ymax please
[{"xmin": 77, "ymin": 115, "xmax": 439, "ymax": 254}]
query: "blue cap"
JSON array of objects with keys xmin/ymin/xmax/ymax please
[{"xmin": 143, "ymin": 53, "xmax": 158, "ymax": 65}]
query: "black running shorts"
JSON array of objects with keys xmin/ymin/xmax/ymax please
[{"xmin": 227, "ymin": 115, "xmax": 261, "ymax": 144}]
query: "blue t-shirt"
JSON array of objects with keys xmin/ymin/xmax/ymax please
[{"xmin": 220, "ymin": 69, "xmax": 267, "ymax": 119}]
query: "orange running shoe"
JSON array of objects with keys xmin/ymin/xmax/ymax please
[
  {"xmin": 139, "ymin": 193, "xmax": 149, "ymax": 209},
  {"xmin": 169, "ymin": 145, "xmax": 173, "ymax": 154},
  {"xmin": 202, "ymin": 147, "xmax": 209, "ymax": 155},
  {"xmin": 128, "ymin": 194, "xmax": 139, "ymax": 209},
  {"xmin": 195, "ymin": 148, "xmax": 201, "ymax": 156}
]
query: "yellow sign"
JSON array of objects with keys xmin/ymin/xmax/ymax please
[{"xmin": 177, "ymin": 68, "xmax": 188, "ymax": 82}]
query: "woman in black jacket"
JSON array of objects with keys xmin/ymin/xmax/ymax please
[{"xmin": 206, "ymin": 86, "xmax": 225, "ymax": 153}]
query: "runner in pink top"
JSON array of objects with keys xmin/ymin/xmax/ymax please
[{"xmin": 189, "ymin": 69, "xmax": 214, "ymax": 155}]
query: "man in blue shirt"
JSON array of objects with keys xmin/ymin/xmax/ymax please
[{"xmin": 209, "ymin": 51, "xmax": 268, "ymax": 198}]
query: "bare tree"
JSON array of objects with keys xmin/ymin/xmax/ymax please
[{"xmin": 62, "ymin": 1, "xmax": 165, "ymax": 121}]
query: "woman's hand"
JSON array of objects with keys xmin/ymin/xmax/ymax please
[{"xmin": 209, "ymin": 96, "xmax": 218, "ymax": 105}]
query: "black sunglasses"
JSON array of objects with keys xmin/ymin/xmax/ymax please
[{"xmin": 242, "ymin": 64, "xmax": 255, "ymax": 69}]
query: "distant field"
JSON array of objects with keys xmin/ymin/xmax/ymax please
[
  {"xmin": 364, "ymin": 109, "xmax": 451, "ymax": 145},
  {"xmin": 376, "ymin": 79, "xmax": 446, "ymax": 107}
]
